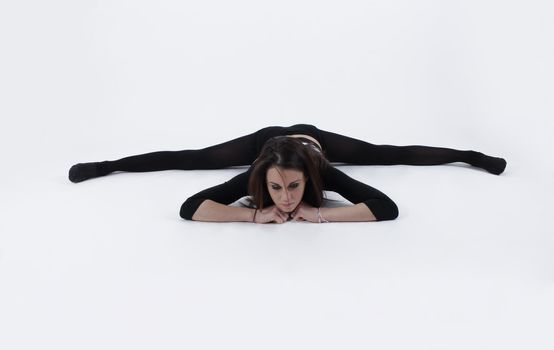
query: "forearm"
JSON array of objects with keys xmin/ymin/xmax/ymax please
[
  {"xmin": 319, "ymin": 203, "xmax": 377, "ymax": 222},
  {"xmin": 191, "ymin": 200, "xmax": 256, "ymax": 222}
]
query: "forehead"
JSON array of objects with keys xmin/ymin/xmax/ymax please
[{"xmin": 266, "ymin": 167, "xmax": 304, "ymax": 182}]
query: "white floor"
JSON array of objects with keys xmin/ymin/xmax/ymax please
[{"xmin": 1, "ymin": 1, "xmax": 553, "ymax": 349}]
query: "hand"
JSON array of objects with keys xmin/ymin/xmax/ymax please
[
  {"xmin": 290, "ymin": 202, "xmax": 319, "ymax": 223},
  {"xmin": 254, "ymin": 205, "xmax": 289, "ymax": 224}
]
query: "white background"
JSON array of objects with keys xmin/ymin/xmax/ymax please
[{"xmin": 1, "ymin": 1, "xmax": 553, "ymax": 349}]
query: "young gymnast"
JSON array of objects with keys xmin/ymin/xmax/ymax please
[{"xmin": 68, "ymin": 124, "xmax": 507, "ymax": 223}]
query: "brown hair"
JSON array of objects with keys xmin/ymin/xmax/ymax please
[{"xmin": 247, "ymin": 136, "xmax": 329, "ymax": 210}]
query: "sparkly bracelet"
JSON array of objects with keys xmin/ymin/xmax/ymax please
[{"xmin": 317, "ymin": 207, "xmax": 328, "ymax": 223}]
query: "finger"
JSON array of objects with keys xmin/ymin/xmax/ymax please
[{"xmin": 273, "ymin": 213, "xmax": 284, "ymax": 224}]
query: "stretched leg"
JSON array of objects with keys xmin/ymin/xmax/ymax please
[
  {"xmin": 69, "ymin": 131, "xmax": 259, "ymax": 183},
  {"xmin": 318, "ymin": 129, "xmax": 506, "ymax": 175}
]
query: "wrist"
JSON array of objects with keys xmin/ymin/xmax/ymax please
[
  {"xmin": 252, "ymin": 208, "xmax": 258, "ymax": 223},
  {"xmin": 317, "ymin": 207, "xmax": 329, "ymax": 223}
]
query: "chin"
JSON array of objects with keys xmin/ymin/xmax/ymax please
[{"xmin": 279, "ymin": 204, "xmax": 296, "ymax": 213}]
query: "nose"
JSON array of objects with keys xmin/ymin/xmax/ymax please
[{"xmin": 281, "ymin": 188, "xmax": 291, "ymax": 203}]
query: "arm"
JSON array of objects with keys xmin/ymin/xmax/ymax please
[
  {"xmin": 320, "ymin": 203, "xmax": 377, "ymax": 222},
  {"xmin": 321, "ymin": 166, "xmax": 399, "ymax": 221},
  {"xmin": 180, "ymin": 168, "xmax": 295, "ymax": 224},
  {"xmin": 192, "ymin": 199, "xmax": 257, "ymax": 222},
  {"xmin": 180, "ymin": 169, "xmax": 252, "ymax": 221},
  {"xmin": 192, "ymin": 200, "xmax": 289, "ymax": 223},
  {"xmin": 291, "ymin": 201, "xmax": 376, "ymax": 222}
]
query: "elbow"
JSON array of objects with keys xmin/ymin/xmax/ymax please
[
  {"xmin": 180, "ymin": 198, "xmax": 204, "ymax": 220},
  {"xmin": 384, "ymin": 200, "xmax": 399, "ymax": 221},
  {"xmin": 366, "ymin": 199, "xmax": 399, "ymax": 221},
  {"xmin": 179, "ymin": 200, "xmax": 193, "ymax": 220}
]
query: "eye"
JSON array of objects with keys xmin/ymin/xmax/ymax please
[
  {"xmin": 289, "ymin": 183, "xmax": 299, "ymax": 189},
  {"xmin": 271, "ymin": 185, "xmax": 281, "ymax": 190}
]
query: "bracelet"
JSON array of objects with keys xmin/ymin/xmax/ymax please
[
  {"xmin": 252, "ymin": 209, "xmax": 258, "ymax": 223},
  {"xmin": 317, "ymin": 207, "xmax": 329, "ymax": 223}
]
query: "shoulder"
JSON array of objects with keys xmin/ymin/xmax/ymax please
[
  {"xmin": 321, "ymin": 165, "xmax": 342, "ymax": 187},
  {"xmin": 321, "ymin": 164, "xmax": 345, "ymax": 180},
  {"xmin": 321, "ymin": 165, "xmax": 369, "ymax": 191}
]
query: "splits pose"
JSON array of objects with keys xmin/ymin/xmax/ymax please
[{"xmin": 68, "ymin": 124, "xmax": 507, "ymax": 224}]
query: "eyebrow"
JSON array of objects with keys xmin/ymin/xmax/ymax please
[{"xmin": 269, "ymin": 179, "xmax": 302, "ymax": 186}]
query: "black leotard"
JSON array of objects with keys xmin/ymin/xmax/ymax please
[
  {"xmin": 85, "ymin": 123, "xmax": 504, "ymax": 222},
  {"xmin": 179, "ymin": 124, "xmax": 399, "ymax": 221}
]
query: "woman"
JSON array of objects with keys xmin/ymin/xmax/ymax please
[{"xmin": 68, "ymin": 124, "xmax": 507, "ymax": 224}]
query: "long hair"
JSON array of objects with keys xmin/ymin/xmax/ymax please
[{"xmin": 247, "ymin": 136, "xmax": 330, "ymax": 210}]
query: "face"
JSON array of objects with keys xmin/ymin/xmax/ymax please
[{"xmin": 266, "ymin": 166, "xmax": 307, "ymax": 213}]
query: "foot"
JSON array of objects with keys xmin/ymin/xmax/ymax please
[
  {"xmin": 68, "ymin": 162, "xmax": 100, "ymax": 183},
  {"xmin": 471, "ymin": 152, "xmax": 507, "ymax": 175}
]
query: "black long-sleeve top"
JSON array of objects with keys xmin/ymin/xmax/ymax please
[{"xmin": 179, "ymin": 165, "xmax": 399, "ymax": 221}]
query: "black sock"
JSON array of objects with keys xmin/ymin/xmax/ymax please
[
  {"xmin": 468, "ymin": 152, "xmax": 507, "ymax": 175},
  {"xmin": 68, "ymin": 162, "xmax": 107, "ymax": 183}
]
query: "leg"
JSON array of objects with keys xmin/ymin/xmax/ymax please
[
  {"xmin": 69, "ymin": 131, "xmax": 259, "ymax": 183},
  {"xmin": 318, "ymin": 129, "xmax": 506, "ymax": 174}
]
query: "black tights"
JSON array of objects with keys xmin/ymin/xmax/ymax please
[
  {"xmin": 321, "ymin": 129, "xmax": 506, "ymax": 174},
  {"xmin": 69, "ymin": 125, "xmax": 507, "ymax": 182}
]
